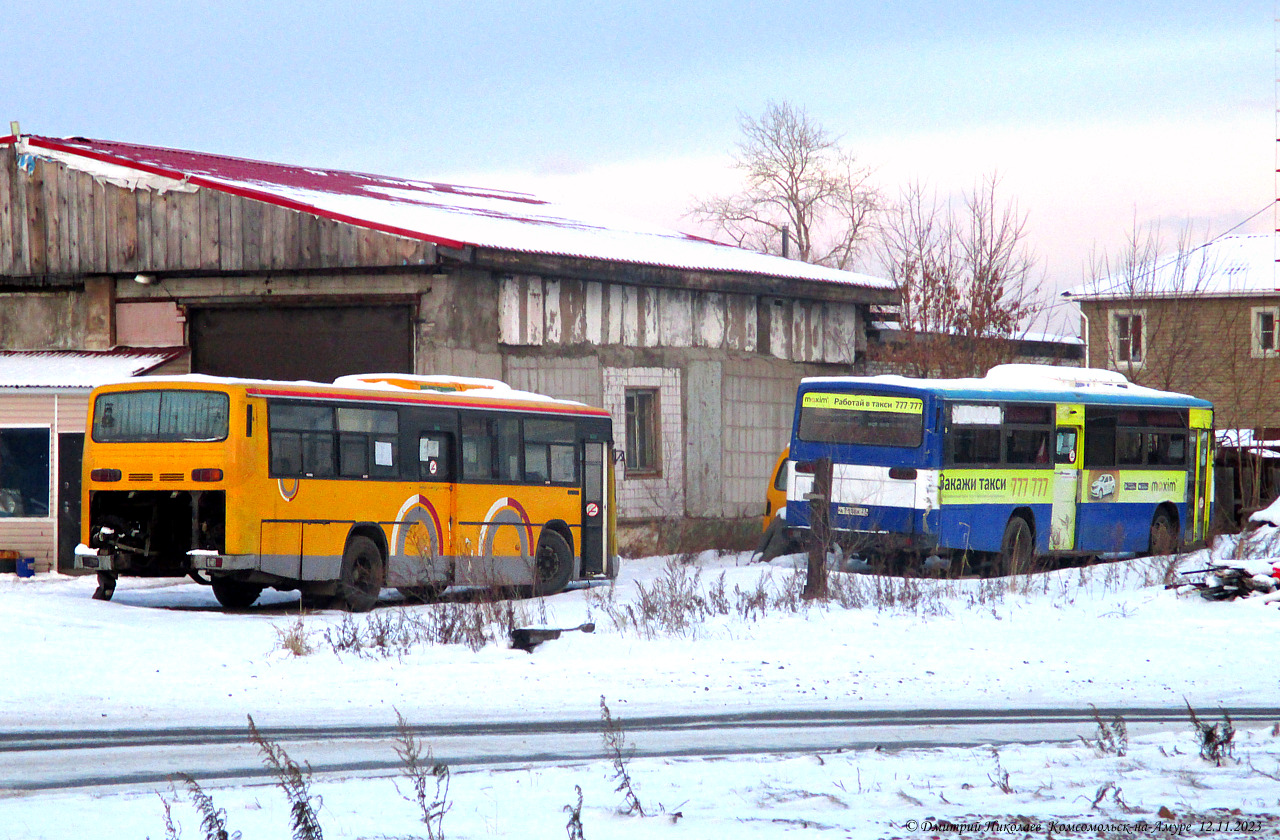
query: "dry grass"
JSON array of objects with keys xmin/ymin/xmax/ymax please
[
  {"xmin": 274, "ymin": 614, "xmax": 316, "ymax": 657},
  {"xmin": 275, "ymin": 592, "xmax": 547, "ymax": 658}
]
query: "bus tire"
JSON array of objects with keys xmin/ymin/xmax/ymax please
[
  {"xmin": 756, "ymin": 515, "xmax": 795, "ymax": 563},
  {"xmin": 336, "ymin": 536, "xmax": 384, "ymax": 613},
  {"xmin": 1148, "ymin": 508, "xmax": 1180, "ymax": 557},
  {"xmin": 533, "ymin": 530, "xmax": 574, "ymax": 596},
  {"xmin": 998, "ymin": 516, "xmax": 1034, "ymax": 577},
  {"xmin": 211, "ymin": 577, "xmax": 264, "ymax": 609}
]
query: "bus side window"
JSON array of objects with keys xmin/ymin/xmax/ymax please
[
  {"xmin": 461, "ymin": 416, "xmax": 492, "ymax": 480},
  {"xmin": 494, "ymin": 417, "xmax": 521, "ymax": 482},
  {"xmin": 524, "ymin": 418, "xmax": 577, "ymax": 484},
  {"xmin": 951, "ymin": 427, "xmax": 1000, "ymax": 465},
  {"xmin": 419, "ymin": 433, "xmax": 451, "ymax": 481},
  {"xmin": 1117, "ymin": 429, "xmax": 1144, "ymax": 465},
  {"xmin": 1083, "ymin": 417, "xmax": 1116, "ymax": 467},
  {"xmin": 1006, "ymin": 428, "xmax": 1051, "ymax": 465},
  {"xmin": 272, "ymin": 432, "xmax": 303, "ymax": 475}
]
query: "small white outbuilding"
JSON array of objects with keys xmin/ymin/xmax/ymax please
[{"xmin": 0, "ymin": 349, "xmax": 181, "ymax": 572}]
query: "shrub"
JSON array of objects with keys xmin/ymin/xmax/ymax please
[{"xmin": 1186, "ymin": 701, "xmax": 1235, "ymax": 766}]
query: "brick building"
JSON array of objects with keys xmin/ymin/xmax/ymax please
[{"xmin": 1062, "ymin": 232, "xmax": 1280, "ymax": 515}]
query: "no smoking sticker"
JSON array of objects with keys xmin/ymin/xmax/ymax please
[{"xmin": 586, "ymin": 502, "xmax": 599, "ymax": 517}]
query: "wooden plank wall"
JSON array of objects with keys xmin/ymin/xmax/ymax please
[
  {"xmin": 499, "ymin": 274, "xmax": 860, "ymax": 364},
  {"xmin": 1, "ymin": 149, "xmax": 433, "ymax": 278}
]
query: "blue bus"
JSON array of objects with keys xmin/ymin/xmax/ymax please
[{"xmin": 785, "ymin": 365, "xmax": 1214, "ymax": 574}]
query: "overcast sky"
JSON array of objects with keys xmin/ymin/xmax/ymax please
[{"xmin": 5, "ymin": 1, "xmax": 1272, "ymax": 334}]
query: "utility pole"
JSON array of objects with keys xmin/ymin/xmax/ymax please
[{"xmin": 802, "ymin": 457, "xmax": 831, "ymax": 600}]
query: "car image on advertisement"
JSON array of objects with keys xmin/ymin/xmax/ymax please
[{"xmin": 1090, "ymin": 473, "xmax": 1116, "ymax": 500}]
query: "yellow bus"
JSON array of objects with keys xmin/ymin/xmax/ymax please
[{"xmin": 75, "ymin": 373, "xmax": 617, "ymax": 610}]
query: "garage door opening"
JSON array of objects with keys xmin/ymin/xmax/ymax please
[{"xmin": 191, "ymin": 306, "xmax": 413, "ymax": 382}]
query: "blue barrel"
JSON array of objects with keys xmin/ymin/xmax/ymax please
[{"xmin": 16, "ymin": 557, "xmax": 35, "ymax": 578}]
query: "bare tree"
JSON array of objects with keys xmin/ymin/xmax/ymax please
[
  {"xmin": 873, "ymin": 174, "xmax": 1043, "ymax": 378},
  {"xmin": 1080, "ymin": 219, "xmax": 1280, "ymax": 516},
  {"xmin": 1083, "ymin": 218, "xmax": 1212, "ymax": 391},
  {"xmin": 689, "ymin": 101, "xmax": 880, "ymax": 269}
]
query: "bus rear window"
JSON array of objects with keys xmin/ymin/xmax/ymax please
[
  {"xmin": 797, "ymin": 392, "xmax": 924, "ymax": 448},
  {"xmin": 92, "ymin": 390, "xmax": 230, "ymax": 442}
]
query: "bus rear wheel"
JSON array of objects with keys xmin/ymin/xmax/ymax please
[
  {"xmin": 1148, "ymin": 509, "xmax": 1180, "ymax": 557},
  {"xmin": 211, "ymin": 577, "xmax": 264, "ymax": 609},
  {"xmin": 336, "ymin": 536, "xmax": 384, "ymax": 612},
  {"xmin": 998, "ymin": 516, "xmax": 1034, "ymax": 577},
  {"xmin": 533, "ymin": 531, "xmax": 574, "ymax": 596}
]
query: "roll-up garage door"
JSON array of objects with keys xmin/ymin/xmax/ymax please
[{"xmin": 191, "ymin": 306, "xmax": 412, "ymax": 382}]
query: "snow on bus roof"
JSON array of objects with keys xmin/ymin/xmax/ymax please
[
  {"xmin": 91, "ymin": 373, "xmax": 598, "ymax": 411},
  {"xmin": 801, "ymin": 364, "xmax": 1209, "ymax": 404}
]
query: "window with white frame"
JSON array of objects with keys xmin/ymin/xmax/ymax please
[
  {"xmin": 1252, "ymin": 306, "xmax": 1280, "ymax": 358},
  {"xmin": 1112, "ymin": 311, "xmax": 1144, "ymax": 365},
  {"xmin": 0, "ymin": 428, "xmax": 51, "ymax": 518},
  {"xmin": 624, "ymin": 388, "xmax": 660, "ymax": 476}
]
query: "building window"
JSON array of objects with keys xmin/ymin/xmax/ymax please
[
  {"xmin": 624, "ymin": 388, "xmax": 660, "ymax": 475},
  {"xmin": 1112, "ymin": 311, "xmax": 1144, "ymax": 365},
  {"xmin": 1252, "ymin": 307, "xmax": 1280, "ymax": 358},
  {"xmin": 0, "ymin": 428, "xmax": 51, "ymax": 518}
]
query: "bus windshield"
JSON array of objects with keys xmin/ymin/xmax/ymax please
[
  {"xmin": 797, "ymin": 391, "xmax": 924, "ymax": 448},
  {"xmin": 92, "ymin": 390, "xmax": 230, "ymax": 443}
]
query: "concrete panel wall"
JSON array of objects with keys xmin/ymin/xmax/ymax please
[
  {"xmin": 505, "ymin": 355, "xmax": 603, "ymax": 408},
  {"xmin": 684, "ymin": 361, "xmax": 723, "ymax": 517},
  {"xmin": 722, "ymin": 361, "xmax": 805, "ymax": 517}
]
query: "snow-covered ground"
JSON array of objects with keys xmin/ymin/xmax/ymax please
[{"xmin": 1, "ymin": 534, "xmax": 1277, "ymax": 838}]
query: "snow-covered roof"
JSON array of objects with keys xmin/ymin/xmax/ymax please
[
  {"xmin": 1062, "ymin": 233, "xmax": 1277, "ymax": 301},
  {"xmin": 1216, "ymin": 428, "xmax": 1280, "ymax": 456},
  {"xmin": 0, "ymin": 349, "xmax": 180, "ymax": 389},
  {"xmin": 3, "ymin": 134, "xmax": 893, "ymax": 291},
  {"xmin": 870, "ymin": 321, "xmax": 1082, "ymax": 346}
]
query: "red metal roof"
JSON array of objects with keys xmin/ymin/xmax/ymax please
[{"xmin": 2, "ymin": 133, "xmax": 894, "ymax": 290}]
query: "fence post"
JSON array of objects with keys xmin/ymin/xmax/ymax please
[{"xmin": 803, "ymin": 457, "xmax": 831, "ymax": 600}]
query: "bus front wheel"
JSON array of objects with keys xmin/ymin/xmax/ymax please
[
  {"xmin": 533, "ymin": 531, "xmax": 574, "ymax": 596},
  {"xmin": 998, "ymin": 516, "xmax": 1034, "ymax": 577},
  {"xmin": 337, "ymin": 536, "xmax": 384, "ymax": 612}
]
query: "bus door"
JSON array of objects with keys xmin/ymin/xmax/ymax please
[
  {"xmin": 1050, "ymin": 404, "xmax": 1084, "ymax": 551},
  {"xmin": 1189, "ymin": 408, "xmax": 1213, "ymax": 541},
  {"xmin": 393, "ymin": 414, "xmax": 456, "ymax": 587},
  {"xmin": 579, "ymin": 439, "xmax": 609, "ymax": 576},
  {"xmin": 417, "ymin": 429, "xmax": 455, "ymax": 553}
]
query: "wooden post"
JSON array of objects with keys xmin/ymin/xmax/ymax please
[{"xmin": 803, "ymin": 457, "xmax": 831, "ymax": 600}]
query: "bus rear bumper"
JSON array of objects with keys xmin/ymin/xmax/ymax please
[
  {"xmin": 187, "ymin": 550, "xmax": 258, "ymax": 572},
  {"xmin": 73, "ymin": 543, "xmax": 116, "ymax": 571}
]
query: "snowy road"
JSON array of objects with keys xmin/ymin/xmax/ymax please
[{"xmin": 5, "ymin": 705, "xmax": 1278, "ymax": 794}]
